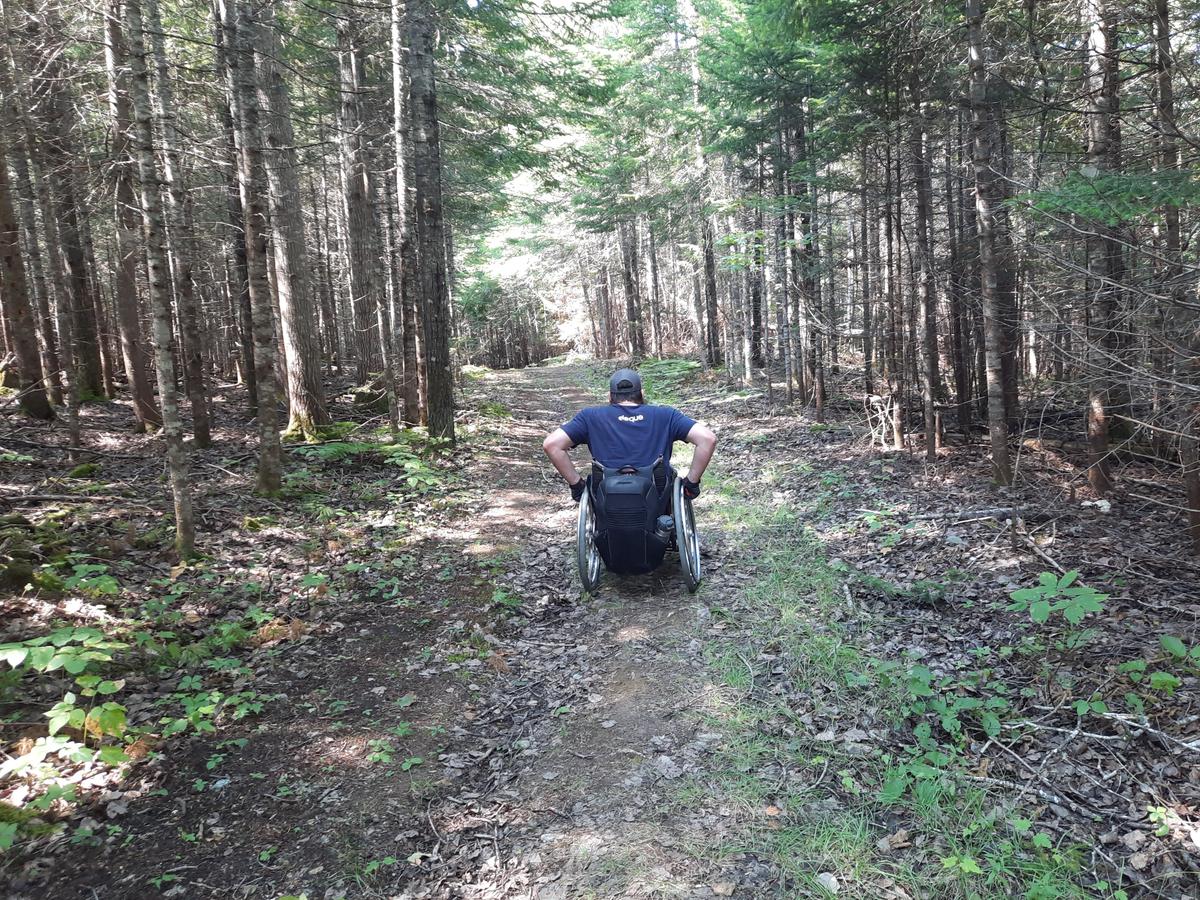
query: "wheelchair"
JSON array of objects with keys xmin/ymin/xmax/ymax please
[{"xmin": 575, "ymin": 457, "xmax": 702, "ymax": 594}]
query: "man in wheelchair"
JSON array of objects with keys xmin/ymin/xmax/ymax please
[{"xmin": 542, "ymin": 368, "xmax": 717, "ymax": 589}]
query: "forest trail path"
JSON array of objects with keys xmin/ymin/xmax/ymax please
[{"xmin": 412, "ymin": 363, "xmax": 745, "ymax": 898}]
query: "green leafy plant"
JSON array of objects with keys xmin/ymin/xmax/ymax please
[
  {"xmin": 1007, "ymin": 572, "xmax": 1107, "ymax": 626},
  {"xmin": 367, "ymin": 739, "xmax": 394, "ymax": 764}
]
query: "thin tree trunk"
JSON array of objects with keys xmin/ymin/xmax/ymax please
[
  {"xmin": 648, "ymin": 221, "xmax": 663, "ymax": 358},
  {"xmin": 144, "ymin": 0, "xmax": 209, "ymax": 445},
  {"xmin": 618, "ymin": 219, "xmax": 646, "ymax": 357},
  {"xmin": 967, "ymin": 0, "xmax": 1013, "ymax": 484},
  {"xmin": 910, "ymin": 66, "xmax": 939, "ymax": 461},
  {"xmin": 1083, "ymin": 0, "xmax": 1121, "ymax": 496},
  {"xmin": 104, "ymin": 3, "xmax": 160, "ymax": 431},
  {"xmin": 212, "ymin": 0, "xmax": 255, "ymax": 411},
  {"xmin": 946, "ymin": 119, "xmax": 971, "ymax": 434},
  {"xmin": 220, "ymin": 0, "xmax": 282, "ymax": 494},
  {"xmin": 337, "ymin": 19, "xmax": 383, "ymax": 384},
  {"xmin": 0, "ymin": 26, "xmax": 62, "ymax": 406},
  {"xmin": 124, "ymin": 0, "xmax": 195, "ymax": 555},
  {"xmin": 391, "ymin": 0, "xmax": 421, "ymax": 425},
  {"xmin": 254, "ymin": 5, "xmax": 329, "ymax": 439},
  {"xmin": 408, "ymin": 0, "xmax": 454, "ymax": 442},
  {"xmin": 860, "ymin": 140, "xmax": 873, "ymax": 397},
  {"xmin": 0, "ymin": 135, "xmax": 52, "ymax": 419}
]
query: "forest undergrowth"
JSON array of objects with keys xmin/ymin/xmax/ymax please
[
  {"xmin": 1, "ymin": 360, "xmax": 1198, "ymax": 899},
  {"xmin": 694, "ymin": 379, "xmax": 1200, "ymax": 899}
]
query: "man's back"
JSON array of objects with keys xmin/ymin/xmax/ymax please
[{"xmin": 561, "ymin": 403, "xmax": 696, "ymax": 469}]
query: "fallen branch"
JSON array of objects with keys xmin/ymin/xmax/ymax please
[
  {"xmin": 961, "ymin": 774, "xmax": 1103, "ymax": 822},
  {"xmin": 1014, "ymin": 517, "xmax": 1067, "ymax": 574},
  {"xmin": 1097, "ymin": 711, "xmax": 1200, "ymax": 756},
  {"xmin": 910, "ymin": 506, "xmax": 1021, "ymax": 522}
]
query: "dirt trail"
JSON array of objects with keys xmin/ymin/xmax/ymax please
[{"xmin": 409, "ymin": 365, "xmax": 735, "ymax": 898}]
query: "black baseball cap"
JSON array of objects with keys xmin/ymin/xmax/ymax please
[{"xmin": 609, "ymin": 368, "xmax": 642, "ymax": 395}]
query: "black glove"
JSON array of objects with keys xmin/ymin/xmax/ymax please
[
  {"xmin": 681, "ymin": 478, "xmax": 701, "ymax": 500},
  {"xmin": 570, "ymin": 479, "xmax": 586, "ymax": 503}
]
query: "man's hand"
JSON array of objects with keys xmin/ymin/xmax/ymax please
[
  {"xmin": 681, "ymin": 478, "xmax": 701, "ymax": 500},
  {"xmin": 570, "ymin": 479, "xmax": 586, "ymax": 503}
]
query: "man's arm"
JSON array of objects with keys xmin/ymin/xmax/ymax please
[
  {"xmin": 543, "ymin": 428, "xmax": 583, "ymax": 487},
  {"xmin": 684, "ymin": 422, "xmax": 717, "ymax": 482}
]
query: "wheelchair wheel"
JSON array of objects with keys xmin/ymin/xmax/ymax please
[
  {"xmin": 576, "ymin": 486, "xmax": 603, "ymax": 593},
  {"xmin": 672, "ymin": 477, "xmax": 702, "ymax": 593}
]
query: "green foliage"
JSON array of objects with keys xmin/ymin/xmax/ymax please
[
  {"xmin": 637, "ymin": 358, "xmax": 701, "ymax": 401},
  {"xmin": 62, "ymin": 560, "xmax": 119, "ymax": 597},
  {"xmin": 1024, "ymin": 170, "xmax": 1200, "ymax": 226},
  {"xmin": 291, "ymin": 435, "xmax": 447, "ymax": 492},
  {"xmin": 478, "ymin": 400, "xmax": 512, "ymax": 418},
  {"xmin": 1007, "ymin": 572, "xmax": 1107, "ymax": 626},
  {"xmin": 0, "ymin": 627, "xmax": 127, "ymax": 680}
]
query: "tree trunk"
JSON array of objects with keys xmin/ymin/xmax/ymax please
[
  {"xmin": 946, "ymin": 119, "xmax": 971, "ymax": 434},
  {"xmin": 408, "ymin": 0, "xmax": 455, "ymax": 442},
  {"xmin": 211, "ymin": 0, "xmax": 256, "ymax": 411},
  {"xmin": 0, "ymin": 28, "xmax": 63, "ymax": 406},
  {"xmin": 647, "ymin": 221, "xmax": 663, "ymax": 358},
  {"xmin": 0, "ymin": 136, "xmax": 53, "ymax": 419},
  {"xmin": 337, "ymin": 19, "xmax": 384, "ymax": 385},
  {"xmin": 967, "ymin": 0, "xmax": 1013, "ymax": 485},
  {"xmin": 254, "ymin": 5, "xmax": 329, "ymax": 439},
  {"xmin": 391, "ymin": 0, "xmax": 421, "ymax": 425},
  {"xmin": 910, "ymin": 65, "xmax": 940, "ymax": 461},
  {"xmin": 220, "ymin": 0, "xmax": 282, "ymax": 494},
  {"xmin": 124, "ymin": 0, "xmax": 195, "ymax": 556},
  {"xmin": 860, "ymin": 140, "xmax": 873, "ymax": 397},
  {"xmin": 1083, "ymin": 0, "xmax": 1122, "ymax": 496},
  {"xmin": 618, "ymin": 219, "xmax": 646, "ymax": 357},
  {"xmin": 104, "ymin": 3, "xmax": 160, "ymax": 431},
  {"xmin": 143, "ymin": 0, "xmax": 210, "ymax": 445},
  {"xmin": 41, "ymin": 93, "xmax": 104, "ymax": 400}
]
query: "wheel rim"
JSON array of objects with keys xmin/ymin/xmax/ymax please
[
  {"xmin": 578, "ymin": 490, "xmax": 601, "ymax": 589},
  {"xmin": 674, "ymin": 477, "xmax": 702, "ymax": 590},
  {"xmin": 683, "ymin": 496, "xmax": 701, "ymax": 580}
]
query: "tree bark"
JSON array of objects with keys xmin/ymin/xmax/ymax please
[
  {"xmin": 408, "ymin": 0, "xmax": 455, "ymax": 442},
  {"xmin": 618, "ymin": 219, "xmax": 646, "ymax": 357},
  {"xmin": 0, "ymin": 135, "xmax": 53, "ymax": 419},
  {"xmin": 0, "ymin": 25, "xmax": 62, "ymax": 406},
  {"xmin": 220, "ymin": 0, "xmax": 282, "ymax": 494},
  {"xmin": 910, "ymin": 65, "xmax": 940, "ymax": 461},
  {"xmin": 254, "ymin": 5, "xmax": 329, "ymax": 439},
  {"xmin": 337, "ymin": 18, "xmax": 384, "ymax": 384},
  {"xmin": 647, "ymin": 220, "xmax": 663, "ymax": 358},
  {"xmin": 859, "ymin": 141, "xmax": 873, "ymax": 397},
  {"xmin": 143, "ymin": 0, "xmax": 210, "ymax": 445},
  {"xmin": 104, "ymin": 3, "xmax": 160, "ymax": 431},
  {"xmin": 38, "ymin": 77, "xmax": 104, "ymax": 400},
  {"xmin": 211, "ymin": 0, "xmax": 255, "ymax": 411},
  {"xmin": 967, "ymin": 0, "xmax": 1013, "ymax": 485},
  {"xmin": 1083, "ymin": 0, "xmax": 1122, "ymax": 496},
  {"xmin": 123, "ymin": 0, "xmax": 195, "ymax": 556},
  {"xmin": 391, "ymin": 0, "xmax": 421, "ymax": 425}
]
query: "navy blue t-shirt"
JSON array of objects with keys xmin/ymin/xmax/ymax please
[{"xmin": 561, "ymin": 404, "xmax": 697, "ymax": 468}]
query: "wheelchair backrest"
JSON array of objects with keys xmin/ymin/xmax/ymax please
[{"xmin": 589, "ymin": 458, "xmax": 670, "ymax": 575}]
